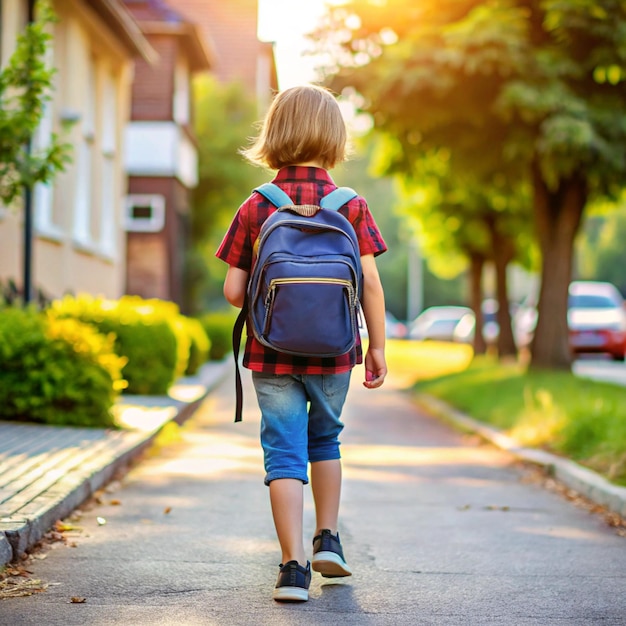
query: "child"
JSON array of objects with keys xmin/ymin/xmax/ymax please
[{"xmin": 216, "ymin": 84, "xmax": 387, "ymax": 602}]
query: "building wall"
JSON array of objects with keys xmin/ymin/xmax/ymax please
[
  {"xmin": 175, "ymin": 0, "xmax": 261, "ymax": 90},
  {"xmin": 125, "ymin": 176, "xmax": 189, "ymax": 304},
  {"xmin": 0, "ymin": 0, "xmax": 137, "ymax": 299},
  {"xmin": 130, "ymin": 35, "xmax": 177, "ymax": 121}
]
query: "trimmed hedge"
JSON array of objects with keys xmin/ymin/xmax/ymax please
[
  {"xmin": 199, "ymin": 310, "xmax": 238, "ymax": 361},
  {"xmin": 50, "ymin": 295, "xmax": 183, "ymax": 395},
  {"xmin": 0, "ymin": 308, "xmax": 126, "ymax": 426},
  {"xmin": 183, "ymin": 317, "xmax": 211, "ymax": 375}
]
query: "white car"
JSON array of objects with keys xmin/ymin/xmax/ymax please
[{"xmin": 408, "ymin": 306, "xmax": 473, "ymax": 341}]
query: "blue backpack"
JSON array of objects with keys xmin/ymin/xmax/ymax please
[{"xmin": 232, "ymin": 183, "xmax": 362, "ymax": 422}]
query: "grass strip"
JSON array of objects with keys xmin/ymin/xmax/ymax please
[{"xmin": 412, "ymin": 354, "xmax": 626, "ymax": 484}]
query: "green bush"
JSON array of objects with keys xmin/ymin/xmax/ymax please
[
  {"xmin": 199, "ymin": 310, "xmax": 237, "ymax": 360},
  {"xmin": 183, "ymin": 317, "xmax": 211, "ymax": 375},
  {"xmin": 0, "ymin": 308, "xmax": 126, "ymax": 426},
  {"xmin": 136, "ymin": 297, "xmax": 190, "ymax": 379},
  {"xmin": 50, "ymin": 295, "xmax": 180, "ymax": 395}
]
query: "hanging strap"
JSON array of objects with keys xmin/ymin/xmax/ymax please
[{"xmin": 232, "ymin": 295, "xmax": 248, "ymax": 423}]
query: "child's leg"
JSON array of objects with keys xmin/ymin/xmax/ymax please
[
  {"xmin": 269, "ymin": 478, "xmax": 306, "ymax": 566},
  {"xmin": 310, "ymin": 459, "xmax": 342, "ymax": 535},
  {"xmin": 252, "ymin": 372, "xmax": 310, "ymax": 567},
  {"xmin": 305, "ymin": 372, "xmax": 351, "ymax": 530}
]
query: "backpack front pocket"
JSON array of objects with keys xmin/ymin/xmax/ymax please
[{"xmin": 262, "ymin": 277, "xmax": 357, "ymax": 356}]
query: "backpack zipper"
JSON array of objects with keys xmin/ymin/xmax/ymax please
[{"xmin": 263, "ymin": 278, "xmax": 358, "ymax": 335}]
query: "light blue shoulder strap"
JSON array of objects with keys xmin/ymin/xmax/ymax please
[
  {"xmin": 320, "ymin": 187, "xmax": 358, "ymax": 211},
  {"xmin": 255, "ymin": 183, "xmax": 357, "ymax": 211},
  {"xmin": 254, "ymin": 183, "xmax": 293, "ymax": 208}
]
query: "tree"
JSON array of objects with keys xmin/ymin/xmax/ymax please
[
  {"xmin": 317, "ymin": 0, "xmax": 626, "ymax": 369},
  {"xmin": 186, "ymin": 76, "xmax": 267, "ymax": 314},
  {"xmin": 0, "ymin": 0, "xmax": 70, "ymax": 206},
  {"xmin": 396, "ymin": 153, "xmax": 532, "ymax": 357}
]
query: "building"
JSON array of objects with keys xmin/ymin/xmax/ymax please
[
  {"xmin": 175, "ymin": 0, "xmax": 277, "ymax": 107},
  {"xmin": 122, "ymin": 0, "xmax": 212, "ymax": 306},
  {"xmin": 0, "ymin": 0, "xmax": 155, "ymax": 301}
]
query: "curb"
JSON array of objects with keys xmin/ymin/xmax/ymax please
[
  {"xmin": 416, "ymin": 394, "xmax": 626, "ymax": 518},
  {"xmin": 0, "ymin": 360, "xmax": 229, "ymax": 567}
]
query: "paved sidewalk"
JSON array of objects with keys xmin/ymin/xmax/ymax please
[
  {"xmin": 1, "ymin": 356, "xmax": 624, "ymax": 575},
  {"xmin": 418, "ymin": 395, "xmax": 626, "ymax": 518},
  {"xmin": 0, "ymin": 361, "xmax": 229, "ymax": 567},
  {"xmin": 1, "ymin": 367, "xmax": 624, "ymax": 625}
]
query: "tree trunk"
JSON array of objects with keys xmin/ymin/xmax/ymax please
[
  {"xmin": 491, "ymin": 227, "xmax": 517, "ymax": 359},
  {"xmin": 530, "ymin": 163, "xmax": 586, "ymax": 370},
  {"xmin": 468, "ymin": 252, "xmax": 487, "ymax": 355}
]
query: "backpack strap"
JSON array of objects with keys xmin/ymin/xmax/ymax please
[
  {"xmin": 255, "ymin": 183, "xmax": 294, "ymax": 208},
  {"xmin": 232, "ymin": 295, "xmax": 248, "ymax": 423},
  {"xmin": 256, "ymin": 183, "xmax": 357, "ymax": 211},
  {"xmin": 320, "ymin": 187, "xmax": 358, "ymax": 211}
]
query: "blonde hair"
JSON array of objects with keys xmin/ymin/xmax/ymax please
[{"xmin": 241, "ymin": 85, "xmax": 348, "ymax": 170}]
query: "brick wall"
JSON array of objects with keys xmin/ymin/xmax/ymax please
[{"xmin": 131, "ymin": 35, "xmax": 177, "ymax": 121}]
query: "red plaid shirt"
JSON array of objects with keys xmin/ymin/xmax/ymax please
[{"xmin": 216, "ymin": 166, "xmax": 387, "ymax": 374}]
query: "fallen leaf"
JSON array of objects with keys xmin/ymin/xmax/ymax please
[
  {"xmin": 164, "ymin": 507, "xmax": 172, "ymax": 515},
  {"xmin": 70, "ymin": 596, "xmax": 86, "ymax": 604},
  {"xmin": 55, "ymin": 521, "xmax": 82, "ymax": 533},
  {"xmin": 0, "ymin": 578, "xmax": 48, "ymax": 598},
  {"xmin": 96, "ymin": 517, "xmax": 107, "ymax": 526},
  {"xmin": 109, "ymin": 499, "xmax": 122, "ymax": 506}
]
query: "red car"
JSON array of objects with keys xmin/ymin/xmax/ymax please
[{"xmin": 568, "ymin": 281, "xmax": 626, "ymax": 361}]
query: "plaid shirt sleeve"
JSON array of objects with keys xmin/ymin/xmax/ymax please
[
  {"xmin": 215, "ymin": 198, "xmax": 254, "ymax": 271},
  {"xmin": 345, "ymin": 197, "xmax": 387, "ymax": 258}
]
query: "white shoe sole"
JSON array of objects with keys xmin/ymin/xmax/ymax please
[
  {"xmin": 312, "ymin": 551, "xmax": 352, "ymax": 577},
  {"xmin": 273, "ymin": 586, "xmax": 309, "ymax": 602}
]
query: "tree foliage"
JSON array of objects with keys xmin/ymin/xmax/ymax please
[
  {"xmin": 0, "ymin": 0, "xmax": 71, "ymax": 206},
  {"xmin": 577, "ymin": 197, "xmax": 626, "ymax": 295},
  {"xmin": 316, "ymin": 0, "xmax": 626, "ymax": 368}
]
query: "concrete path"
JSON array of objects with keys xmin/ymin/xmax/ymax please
[
  {"xmin": 0, "ymin": 362, "xmax": 228, "ymax": 566},
  {"xmin": 1, "ymin": 368, "xmax": 625, "ymax": 625}
]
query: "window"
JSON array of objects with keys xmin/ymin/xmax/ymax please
[
  {"xmin": 73, "ymin": 54, "xmax": 97, "ymax": 247},
  {"xmin": 124, "ymin": 195, "xmax": 165, "ymax": 232},
  {"xmin": 99, "ymin": 70, "xmax": 117, "ymax": 257},
  {"xmin": 173, "ymin": 55, "xmax": 190, "ymax": 126}
]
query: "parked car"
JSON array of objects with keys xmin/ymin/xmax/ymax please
[
  {"xmin": 568, "ymin": 281, "xmax": 626, "ymax": 361},
  {"xmin": 408, "ymin": 306, "xmax": 472, "ymax": 341},
  {"xmin": 385, "ymin": 311, "xmax": 408, "ymax": 339},
  {"xmin": 361, "ymin": 311, "xmax": 408, "ymax": 339},
  {"xmin": 453, "ymin": 299, "xmax": 501, "ymax": 345},
  {"xmin": 513, "ymin": 281, "xmax": 626, "ymax": 361}
]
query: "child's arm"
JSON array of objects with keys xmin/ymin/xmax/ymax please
[
  {"xmin": 224, "ymin": 266, "xmax": 249, "ymax": 308},
  {"xmin": 360, "ymin": 254, "xmax": 387, "ymax": 389}
]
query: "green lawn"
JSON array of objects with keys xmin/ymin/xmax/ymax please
[{"xmin": 386, "ymin": 342, "xmax": 626, "ymax": 485}]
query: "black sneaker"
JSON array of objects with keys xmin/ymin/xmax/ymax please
[
  {"xmin": 312, "ymin": 529, "xmax": 352, "ymax": 578},
  {"xmin": 273, "ymin": 560, "xmax": 311, "ymax": 602}
]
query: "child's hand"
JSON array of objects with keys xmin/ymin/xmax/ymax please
[{"xmin": 363, "ymin": 348, "xmax": 387, "ymax": 389}]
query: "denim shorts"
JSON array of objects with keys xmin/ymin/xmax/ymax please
[{"xmin": 251, "ymin": 371, "xmax": 352, "ymax": 485}]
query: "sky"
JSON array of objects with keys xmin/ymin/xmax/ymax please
[{"xmin": 257, "ymin": 0, "xmax": 330, "ymax": 89}]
